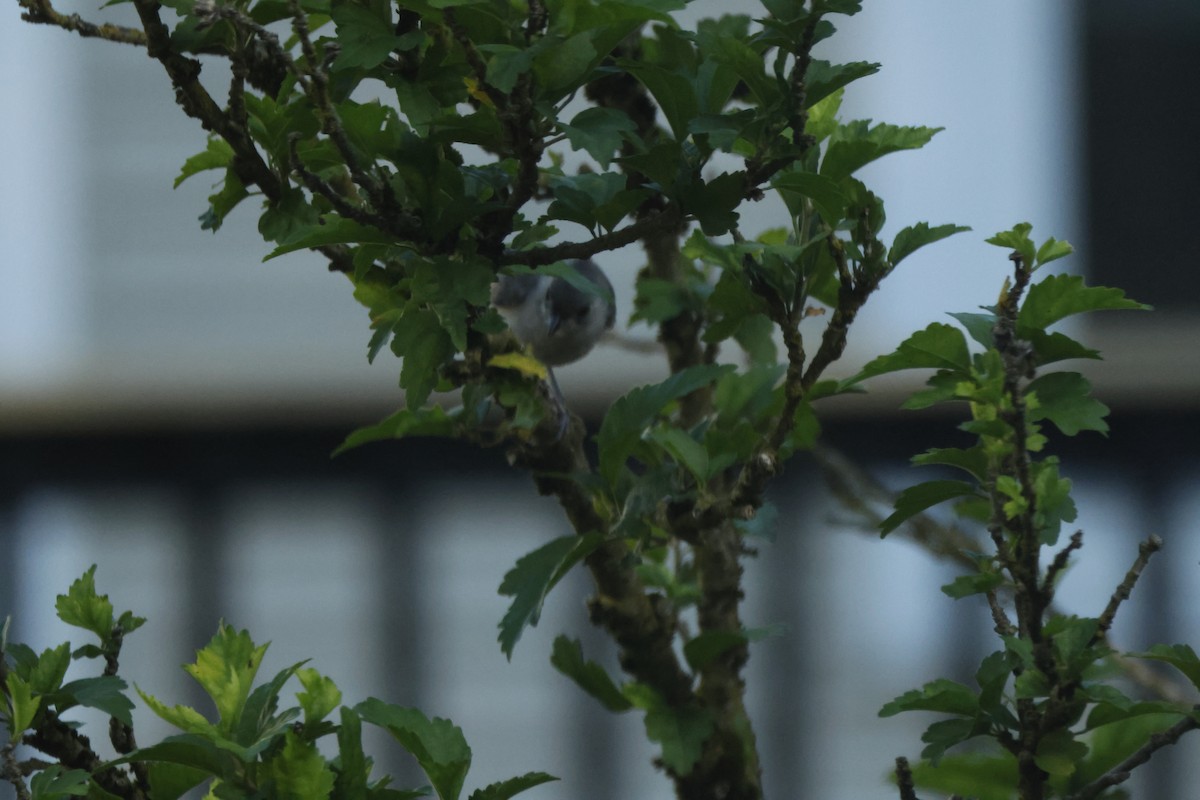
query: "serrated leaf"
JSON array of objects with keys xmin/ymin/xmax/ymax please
[
  {"xmin": 846, "ymin": 323, "xmax": 971, "ymax": 387},
  {"xmin": 28, "ymin": 764, "xmax": 90, "ymax": 799},
  {"xmin": 940, "ymin": 572, "xmax": 1004, "ymax": 600},
  {"xmin": 820, "ymin": 120, "xmax": 942, "ymax": 181},
  {"xmin": 1027, "ymin": 329, "xmax": 1101, "ymax": 366},
  {"xmin": 296, "ymin": 668, "xmax": 341, "ymax": 726},
  {"xmin": 880, "ymin": 480, "xmax": 980, "ymax": 537},
  {"xmin": 264, "ymin": 217, "xmax": 398, "ymax": 260},
  {"xmin": 6, "ymin": 674, "xmax": 40, "ymax": 742},
  {"xmin": 804, "ymin": 60, "xmax": 880, "ymax": 108},
  {"xmin": 771, "ymin": 170, "xmax": 848, "ymax": 224},
  {"xmin": 549, "ymin": 637, "xmax": 631, "ymax": 712},
  {"xmin": 561, "ymin": 107, "xmax": 636, "ymax": 168},
  {"xmin": 175, "ymin": 137, "xmax": 235, "ymax": 189},
  {"xmin": 334, "ymin": 708, "xmax": 369, "ymax": 800},
  {"xmin": 468, "ymin": 773, "xmax": 558, "ymax": 800},
  {"xmin": 1035, "ymin": 236, "xmax": 1073, "ymax": 268},
  {"xmin": 683, "ymin": 631, "xmax": 747, "ymax": 671},
  {"xmin": 647, "ymin": 427, "xmax": 709, "ymax": 484},
  {"xmin": 355, "ymin": 699, "xmax": 471, "ymax": 800},
  {"xmin": 1017, "ymin": 274, "xmax": 1148, "ymax": 335},
  {"xmin": 392, "ymin": 309, "xmax": 457, "ymax": 409},
  {"xmin": 497, "ymin": 534, "xmax": 605, "ymax": 659},
  {"xmin": 911, "ymin": 446, "xmax": 988, "ymax": 482},
  {"xmin": 621, "ymin": 60, "xmax": 698, "ymax": 141},
  {"xmin": 331, "ymin": 3, "xmax": 404, "ymax": 71},
  {"xmin": 57, "ymin": 676, "xmax": 135, "ymax": 727},
  {"xmin": 985, "ymin": 222, "xmax": 1035, "ymax": 268},
  {"xmin": 263, "ymin": 730, "xmax": 335, "ymax": 799},
  {"xmin": 333, "ymin": 406, "xmax": 456, "ymax": 456},
  {"xmin": 920, "ymin": 717, "xmax": 985, "ymax": 764},
  {"xmin": 1034, "ymin": 729, "xmax": 1088, "ymax": 777},
  {"xmin": 909, "ymin": 753, "xmax": 1018, "ymax": 800},
  {"xmin": 1129, "ymin": 644, "xmax": 1200, "ymax": 693},
  {"xmin": 183, "ymin": 624, "xmax": 268, "ymax": 737},
  {"xmin": 28, "ymin": 643, "xmax": 71, "ymax": 694},
  {"xmin": 597, "ymin": 364, "xmax": 734, "ymax": 484},
  {"xmin": 109, "ymin": 733, "xmax": 233, "ymax": 775},
  {"xmin": 55, "ymin": 566, "xmax": 114, "ymax": 642},
  {"xmin": 487, "ymin": 352, "xmax": 548, "ymax": 380},
  {"xmin": 1026, "ymin": 372, "xmax": 1109, "ymax": 436},
  {"xmin": 642, "ymin": 703, "xmax": 713, "ymax": 775},
  {"xmin": 889, "ymin": 223, "xmax": 970, "ymax": 268},
  {"xmin": 879, "ymin": 678, "xmax": 979, "ymax": 718}
]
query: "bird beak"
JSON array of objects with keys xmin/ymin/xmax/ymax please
[{"xmin": 546, "ymin": 308, "xmax": 561, "ymax": 336}]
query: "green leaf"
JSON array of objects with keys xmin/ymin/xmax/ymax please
[
  {"xmin": 646, "ymin": 427, "xmax": 709, "ymax": 484},
  {"xmin": 109, "ymin": 733, "xmax": 233, "ymax": 776},
  {"xmin": 941, "ymin": 572, "xmax": 1004, "ymax": 600},
  {"xmin": 622, "ymin": 687, "xmax": 714, "ymax": 776},
  {"xmin": 820, "ymin": 120, "xmax": 942, "ymax": 181},
  {"xmin": 333, "ymin": 406, "xmax": 456, "ymax": 456},
  {"xmin": 920, "ymin": 717, "xmax": 986, "ymax": 764},
  {"xmin": 846, "ymin": 323, "xmax": 971, "ymax": 386},
  {"xmin": 888, "ymin": 223, "xmax": 970, "ymax": 268},
  {"xmin": 985, "ymin": 222, "xmax": 1035, "ymax": 268},
  {"xmin": 183, "ymin": 623, "xmax": 268, "ymax": 737},
  {"xmin": 175, "ymin": 137, "xmax": 235, "ymax": 188},
  {"xmin": 145, "ymin": 763, "xmax": 208, "ymax": 800},
  {"xmin": 1074, "ymin": 711, "xmax": 1188, "ymax": 789},
  {"xmin": 911, "ymin": 446, "xmax": 988, "ymax": 482},
  {"xmin": 771, "ymin": 170, "xmax": 848, "ymax": 225},
  {"xmin": 561, "ymin": 107, "xmax": 636, "ymax": 168},
  {"xmin": 334, "ymin": 708, "xmax": 369, "ymax": 800},
  {"xmin": 879, "ymin": 678, "xmax": 979, "ymax": 718},
  {"xmin": 28, "ymin": 643, "xmax": 71, "ymax": 694},
  {"xmin": 880, "ymin": 480, "xmax": 980, "ymax": 537},
  {"xmin": 264, "ymin": 217, "xmax": 399, "ymax": 260},
  {"xmin": 57, "ymin": 676, "xmax": 135, "ymax": 727},
  {"xmin": 263, "ymin": 730, "xmax": 336, "ymax": 799},
  {"xmin": 1034, "ymin": 729, "xmax": 1088, "ymax": 778},
  {"xmin": 497, "ymin": 534, "xmax": 606, "ymax": 659},
  {"xmin": 597, "ymin": 364, "xmax": 734, "ymax": 484},
  {"xmin": 681, "ymin": 171, "xmax": 744, "ymax": 236},
  {"xmin": 331, "ymin": 3, "xmax": 404, "ymax": 71},
  {"xmin": 467, "ymin": 773, "xmax": 558, "ymax": 800},
  {"xmin": 1017, "ymin": 274, "xmax": 1148, "ymax": 335},
  {"xmin": 549, "ymin": 637, "xmax": 632, "ymax": 712},
  {"xmin": 6, "ymin": 673, "xmax": 41, "ymax": 742},
  {"xmin": 909, "ymin": 753, "xmax": 1018, "ymax": 800},
  {"xmin": 621, "ymin": 61, "xmax": 698, "ymax": 141},
  {"xmin": 392, "ymin": 308, "xmax": 457, "ymax": 409},
  {"xmin": 1027, "ymin": 330, "xmax": 1101, "ymax": 366},
  {"xmin": 355, "ymin": 699, "xmax": 472, "ymax": 800},
  {"xmin": 1035, "ymin": 236, "xmax": 1074, "ymax": 268},
  {"xmin": 803, "ymin": 60, "xmax": 880, "ymax": 108},
  {"xmin": 28, "ymin": 765, "xmax": 90, "ymax": 799},
  {"xmin": 55, "ymin": 566, "xmax": 114, "ymax": 642},
  {"xmin": 1128, "ymin": 644, "xmax": 1200, "ymax": 693},
  {"xmin": 296, "ymin": 668, "xmax": 341, "ymax": 726},
  {"xmin": 1026, "ymin": 372, "xmax": 1109, "ymax": 436},
  {"xmin": 683, "ymin": 631, "xmax": 747, "ymax": 671}
]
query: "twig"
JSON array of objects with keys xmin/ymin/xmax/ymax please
[
  {"xmin": 986, "ymin": 588, "xmax": 1017, "ymax": 637},
  {"xmin": 18, "ymin": 0, "xmax": 146, "ymax": 46},
  {"xmin": 1069, "ymin": 709, "xmax": 1200, "ymax": 800},
  {"xmin": 1041, "ymin": 530, "xmax": 1084, "ymax": 596},
  {"xmin": 1095, "ymin": 534, "xmax": 1163, "ymax": 640},
  {"xmin": 894, "ymin": 756, "xmax": 919, "ymax": 800},
  {"xmin": 500, "ymin": 206, "xmax": 683, "ymax": 266}
]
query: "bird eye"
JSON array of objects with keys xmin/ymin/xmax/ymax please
[{"xmin": 575, "ymin": 307, "xmax": 589, "ymax": 321}]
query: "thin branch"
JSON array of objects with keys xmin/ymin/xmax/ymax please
[
  {"xmin": 18, "ymin": 0, "xmax": 147, "ymax": 46},
  {"xmin": 894, "ymin": 756, "xmax": 919, "ymax": 800},
  {"xmin": 500, "ymin": 206, "xmax": 683, "ymax": 266},
  {"xmin": 1041, "ymin": 530, "xmax": 1083, "ymax": 597},
  {"xmin": 1095, "ymin": 534, "xmax": 1163, "ymax": 640},
  {"xmin": 1069, "ymin": 709, "xmax": 1200, "ymax": 800},
  {"xmin": 986, "ymin": 588, "xmax": 1017, "ymax": 637}
]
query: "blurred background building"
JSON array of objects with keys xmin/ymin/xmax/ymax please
[{"xmin": 2, "ymin": 1, "xmax": 1199, "ymax": 797}]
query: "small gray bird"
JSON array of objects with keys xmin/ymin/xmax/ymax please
[{"xmin": 490, "ymin": 259, "xmax": 615, "ymax": 435}]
